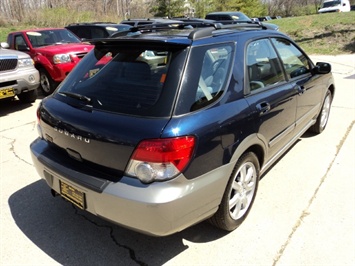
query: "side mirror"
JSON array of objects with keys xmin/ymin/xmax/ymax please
[
  {"xmin": 17, "ymin": 44, "xmax": 30, "ymax": 51},
  {"xmin": 312, "ymin": 62, "xmax": 331, "ymax": 75},
  {"xmin": 0, "ymin": 42, "xmax": 10, "ymax": 49}
]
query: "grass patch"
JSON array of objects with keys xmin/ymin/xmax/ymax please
[{"xmin": 272, "ymin": 12, "xmax": 355, "ymax": 54}]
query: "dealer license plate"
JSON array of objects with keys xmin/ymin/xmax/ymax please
[
  {"xmin": 60, "ymin": 180, "xmax": 86, "ymax": 209},
  {"xmin": 0, "ymin": 87, "xmax": 15, "ymax": 99}
]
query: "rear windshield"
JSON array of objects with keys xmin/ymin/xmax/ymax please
[{"xmin": 56, "ymin": 43, "xmax": 186, "ymax": 117}]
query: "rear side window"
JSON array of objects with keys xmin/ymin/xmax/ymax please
[
  {"xmin": 246, "ymin": 39, "xmax": 285, "ymax": 91},
  {"xmin": 176, "ymin": 43, "xmax": 233, "ymax": 114},
  {"xmin": 206, "ymin": 15, "xmax": 230, "ymax": 20},
  {"xmin": 271, "ymin": 38, "xmax": 311, "ymax": 79},
  {"xmin": 91, "ymin": 27, "xmax": 107, "ymax": 38}
]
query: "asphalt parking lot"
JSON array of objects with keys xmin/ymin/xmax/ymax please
[{"xmin": 1, "ymin": 54, "xmax": 354, "ymax": 266}]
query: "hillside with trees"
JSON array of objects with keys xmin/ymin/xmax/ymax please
[{"xmin": 1, "ymin": 0, "xmax": 353, "ymax": 27}]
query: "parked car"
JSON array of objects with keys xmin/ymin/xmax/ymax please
[
  {"xmin": 65, "ymin": 22, "xmax": 132, "ymax": 40},
  {"xmin": 171, "ymin": 17, "xmax": 218, "ymax": 27},
  {"xmin": 120, "ymin": 18, "xmax": 183, "ymax": 27},
  {"xmin": 6, "ymin": 28, "xmax": 93, "ymax": 95},
  {"xmin": 30, "ymin": 21, "xmax": 335, "ymax": 236},
  {"xmin": 205, "ymin": 11, "xmax": 279, "ymax": 31},
  {"xmin": 0, "ymin": 42, "xmax": 39, "ymax": 103},
  {"xmin": 258, "ymin": 16, "xmax": 272, "ymax": 21},
  {"xmin": 318, "ymin": 0, "xmax": 351, "ymax": 13}
]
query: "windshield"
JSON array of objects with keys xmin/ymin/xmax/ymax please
[
  {"xmin": 55, "ymin": 43, "xmax": 182, "ymax": 116},
  {"xmin": 322, "ymin": 0, "xmax": 341, "ymax": 7},
  {"xmin": 26, "ymin": 29, "xmax": 81, "ymax": 47}
]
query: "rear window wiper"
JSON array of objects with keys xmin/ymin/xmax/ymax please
[{"xmin": 58, "ymin": 92, "xmax": 92, "ymax": 104}]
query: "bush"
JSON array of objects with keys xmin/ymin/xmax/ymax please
[
  {"xmin": 293, "ymin": 5, "xmax": 318, "ymax": 16},
  {"xmin": 24, "ymin": 8, "xmax": 96, "ymax": 27}
]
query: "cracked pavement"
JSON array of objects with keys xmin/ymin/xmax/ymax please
[{"xmin": 1, "ymin": 55, "xmax": 354, "ymax": 265}]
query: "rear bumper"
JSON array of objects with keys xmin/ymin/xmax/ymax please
[{"xmin": 30, "ymin": 138, "xmax": 232, "ymax": 236}]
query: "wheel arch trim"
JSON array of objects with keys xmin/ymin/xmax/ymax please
[{"xmin": 230, "ymin": 134, "xmax": 266, "ymax": 171}]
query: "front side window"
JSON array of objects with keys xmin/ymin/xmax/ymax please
[
  {"xmin": 246, "ymin": 39, "xmax": 285, "ymax": 91},
  {"xmin": 271, "ymin": 38, "xmax": 310, "ymax": 79},
  {"xmin": 14, "ymin": 35, "xmax": 27, "ymax": 50}
]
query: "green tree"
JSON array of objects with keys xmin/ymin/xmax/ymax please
[
  {"xmin": 189, "ymin": 0, "xmax": 215, "ymax": 18},
  {"xmin": 150, "ymin": 0, "xmax": 186, "ymax": 17},
  {"xmin": 190, "ymin": 0, "xmax": 266, "ymax": 18},
  {"xmin": 216, "ymin": 0, "xmax": 266, "ymax": 17}
]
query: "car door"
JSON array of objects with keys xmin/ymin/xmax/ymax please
[
  {"xmin": 271, "ymin": 38, "xmax": 323, "ymax": 133},
  {"xmin": 244, "ymin": 38, "xmax": 297, "ymax": 161}
]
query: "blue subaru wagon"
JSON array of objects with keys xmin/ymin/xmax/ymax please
[{"xmin": 30, "ymin": 22, "xmax": 335, "ymax": 236}]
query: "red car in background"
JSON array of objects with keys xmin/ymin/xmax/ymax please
[{"xmin": 7, "ymin": 28, "xmax": 93, "ymax": 95}]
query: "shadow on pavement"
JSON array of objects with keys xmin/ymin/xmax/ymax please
[
  {"xmin": 0, "ymin": 99, "xmax": 34, "ymax": 117},
  {"xmin": 0, "ymin": 93, "xmax": 45, "ymax": 117},
  {"xmin": 9, "ymin": 180, "xmax": 228, "ymax": 266}
]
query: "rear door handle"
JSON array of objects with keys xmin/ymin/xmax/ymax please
[{"xmin": 256, "ymin": 102, "xmax": 271, "ymax": 116}]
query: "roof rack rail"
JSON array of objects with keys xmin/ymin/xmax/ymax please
[
  {"xmin": 109, "ymin": 21, "xmax": 267, "ymax": 40},
  {"xmin": 217, "ymin": 21, "xmax": 268, "ymax": 30},
  {"xmin": 67, "ymin": 22, "xmax": 118, "ymax": 26}
]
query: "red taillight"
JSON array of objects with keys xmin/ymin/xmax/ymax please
[
  {"xmin": 36, "ymin": 106, "xmax": 43, "ymax": 139},
  {"xmin": 127, "ymin": 136, "xmax": 196, "ymax": 183},
  {"xmin": 132, "ymin": 136, "xmax": 195, "ymax": 171}
]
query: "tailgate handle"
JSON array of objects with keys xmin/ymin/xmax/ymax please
[{"xmin": 66, "ymin": 148, "xmax": 83, "ymax": 162}]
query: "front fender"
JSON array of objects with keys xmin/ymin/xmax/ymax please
[{"xmin": 34, "ymin": 54, "xmax": 54, "ymax": 74}]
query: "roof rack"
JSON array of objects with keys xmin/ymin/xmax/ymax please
[
  {"xmin": 217, "ymin": 21, "xmax": 268, "ymax": 30},
  {"xmin": 109, "ymin": 21, "xmax": 267, "ymax": 40},
  {"xmin": 67, "ymin": 22, "xmax": 118, "ymax": 26}
]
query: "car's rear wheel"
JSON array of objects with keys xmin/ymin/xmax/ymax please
[
  {"xmin": 209, "ymin": 152, "xmax": 260, "ymax": 231},
  {"xmin": 17, "ymin": 89, "xmax": 37, "ymax": 103},
  {"xmin": 310, "ymin": 90, "xmax": 332, "ymax": 134},
  {"xmin": 39, "ymin": 68, "xmax": 57, "ymax": 95}
]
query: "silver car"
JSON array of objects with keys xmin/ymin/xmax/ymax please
[{"xmin": 0, "ymin": 42, "xmax": 39, "ymax": 103}]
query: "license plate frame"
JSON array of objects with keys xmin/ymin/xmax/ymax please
[
  {"xmin": 60, "ymin": 180, "xmax": 86, "ymax": 209},
  {"xmin": 0, "ymin": 87, "xmax": 15, "ymax": 99}
]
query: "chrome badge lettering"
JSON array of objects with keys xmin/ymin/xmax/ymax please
[{"xmin": 54, "ymin": 127, "xmax": 90, "ymax": 143}]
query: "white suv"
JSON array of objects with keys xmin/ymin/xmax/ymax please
[{"xmin": 0, "ymin": 42, "xmax": 39, "ymax": 103}]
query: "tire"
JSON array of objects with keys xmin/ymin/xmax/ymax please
[
  {"xmin": 209, "ymin": 152, "xmax": 260, "ymax": 231},
  {"xmin": 309, "ymin": 90, "xmax": 332, "ymax": 134},
  {"xmin": 39, "ymin": 68, "xmax": 57, "ymax": 95},
  {"xmin": 17, "ymin": 89, "xmax": 38, "ymax": 103}
]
